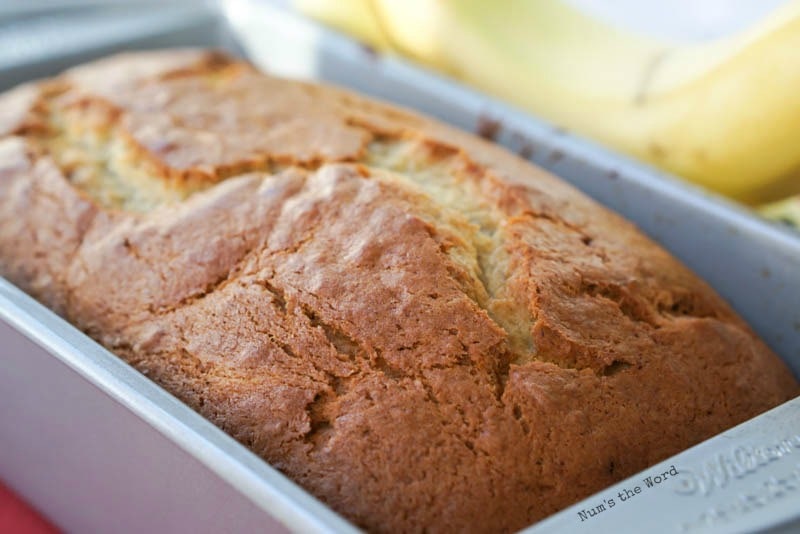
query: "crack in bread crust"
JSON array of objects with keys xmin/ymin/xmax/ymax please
[{"xmin": 0, "ymin": 50, "xmax": 797, "ymax": 533}]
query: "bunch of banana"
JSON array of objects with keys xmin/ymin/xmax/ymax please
[{"xmin": 295, "ymin": 0, "xmax": 800, "ymax": 208}]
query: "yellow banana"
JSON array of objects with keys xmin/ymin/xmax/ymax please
[
  {"xmin": 294, "ymin": 0, "xmax": 800, "ymax": 204},
  {"xmin": 290, "ymin": 0, "xmax": 392, "ymax": 50},
  {"xmin": 761, "ymin": 195, "xmax": 800, "ymax": 228}
]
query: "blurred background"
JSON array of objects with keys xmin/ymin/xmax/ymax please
[{"xmin": 562, "ymin": 0, "xmax": 785, "ymax": 41}]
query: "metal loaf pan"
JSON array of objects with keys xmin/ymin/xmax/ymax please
[{"xmin": 0, "ymin": 2, "xmax": 798, "ymax": 533}]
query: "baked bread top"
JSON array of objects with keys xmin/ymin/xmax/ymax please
[{"xmin": 0, "ymin": 50, "xmax": 796, "ymax": 533}]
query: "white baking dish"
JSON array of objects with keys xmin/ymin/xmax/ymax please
[{"xmin": 0, "ymin": 2, "xmax": 798, "ymax": 533}]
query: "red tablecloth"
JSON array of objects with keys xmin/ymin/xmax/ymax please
[{"xmin": 0, "ymin": 481, "xmax": 58, "ymax": 534}]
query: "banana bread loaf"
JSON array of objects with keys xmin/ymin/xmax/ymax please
[{"xmin": 0, "ymin": 49, "xmax": 796, "ymax": 532}]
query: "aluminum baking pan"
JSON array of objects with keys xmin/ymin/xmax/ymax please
[
  {"xmin": 0, "ymin": 2, "xmax": 798, "ymax": 533},
  {"xmin": 0, "ymin": 1, "xmax": 237, "ymax": 92}
]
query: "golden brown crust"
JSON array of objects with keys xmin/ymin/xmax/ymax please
[{"xmin": 0, "ymin": 49, "xmax": 796, "ymax": 532}]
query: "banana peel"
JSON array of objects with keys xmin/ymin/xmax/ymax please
[
  {"xmin": 295, "ymin": 0, "xmax": 800, "ymax": 205},
  {"xmin": 761, "ymin": 195, "xmax": 800, "ymax": 229}
]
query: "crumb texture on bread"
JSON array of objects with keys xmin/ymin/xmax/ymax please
[{"xmin": 0, "ymin": 50, "xmax": 796, "ymax": 533}]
